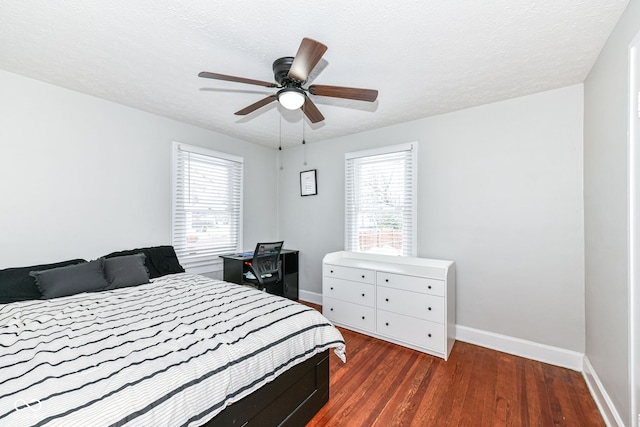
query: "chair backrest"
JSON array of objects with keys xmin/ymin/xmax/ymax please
[{"xmin": 251, "ymin": 241, "xmax": 284, "ymax": 276}]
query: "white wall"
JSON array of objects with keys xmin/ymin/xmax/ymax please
[
  {"xmin": 0, "ymin": 70, "xmax": 279, "ymax": 268},
  {"xmin": 279, "ymin": 84, "xmax": 585, "ymax": 353},
  {"xmin": 584, "ymin": 0, "xmax": 640, "ymax": 425}
]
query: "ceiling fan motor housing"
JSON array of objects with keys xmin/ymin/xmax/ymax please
[{"xmin": 273, "ymin": 57, "xmax": 300, "ymax": 86}]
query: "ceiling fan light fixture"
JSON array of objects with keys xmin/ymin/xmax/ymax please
[{"xmin": 277, "ymin": 88, "xmax": 305, "ymax": 110}]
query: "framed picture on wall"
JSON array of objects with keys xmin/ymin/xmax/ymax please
[{"xmin": 300, "ymin": 169, "xmax": 317, "ymax": 196}]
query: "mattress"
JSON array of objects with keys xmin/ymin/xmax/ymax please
[{"xmin": 0, "ymin": 273, "xmax": 345, "ymax": 426}]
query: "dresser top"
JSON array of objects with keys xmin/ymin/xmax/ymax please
[{"xmin": 323, "ymin": 251, "xmax": 454, "ymax": 279}]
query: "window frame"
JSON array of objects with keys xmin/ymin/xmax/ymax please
[
  {"xmin": 344, "ymin": 142, "xmax": 417, "ymax": 257},
  {"xmin": 171, "ymin": 142, "xmax": 244, "ymax": 274}
]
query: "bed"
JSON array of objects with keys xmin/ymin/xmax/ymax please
[{"xmin": 0, "ymin": 247, "xmax": 345, "ymax": 426}]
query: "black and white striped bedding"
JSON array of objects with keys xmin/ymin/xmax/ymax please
[{"xmin": 0, "ymin": 273, "xmax": 346, "ymax": 426}]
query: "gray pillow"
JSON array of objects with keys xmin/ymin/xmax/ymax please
[
  {"xmin": 103, "ymin": 253, "xmax": 150, "ymax": 289},
  {"xmin": 102, "ymin": 245, "xmax": 184, "ymax": 279},
  {"xmin": 30, "ymin": 259, "xmax": 109, "ymax": 299}
]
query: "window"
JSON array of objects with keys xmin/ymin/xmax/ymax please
[
  {"xmin": 172, "ymin": 142, "xmax": 243, "ymax": 271},
  {"xmin": 345, "ymin": 143, "xmax": 416, "ymax": 257}
]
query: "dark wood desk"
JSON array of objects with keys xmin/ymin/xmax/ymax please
[{"xmin": 220, "ymin": 249, "xmax": 299, "ymax": 300}]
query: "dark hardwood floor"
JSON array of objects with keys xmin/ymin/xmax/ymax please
[{"xmin": 301, "ymin": 301, "xmax": 604, "ymax": 427}]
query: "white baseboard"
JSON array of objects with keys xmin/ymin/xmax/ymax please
[
  {"xmin": 583, "ymin": 356, "xmax": 625, "ymax": 427},
  {"xmin": 298, "ymin": 290, "xmax": 322, "ymax": 305},
  {"xmin": 455, "ymin": 324, "xmax": 584, "ymax": 371}
]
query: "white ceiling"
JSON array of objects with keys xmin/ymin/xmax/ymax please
[{"xmin": 0, "ymin": 0, "xmax": 628, "ymax": 149}]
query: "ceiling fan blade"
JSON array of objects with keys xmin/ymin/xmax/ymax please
[
  {"xmin": 234, "ymin": 95, "xmax": 277, "ymax": 115},
  {"xmin": 308, "ymin": 84, "xmax": 378, "ymax": 102},
  {"xmin": 198, "ymin": 72, "xmax": 277, "ymax": 88},
  {"xmin": 302, "ymin": 96, "xmax": 325, "ymax": 123},
  {"xmin": 288, "ymin": 38, "xmax": 328, "ymax": 82}
]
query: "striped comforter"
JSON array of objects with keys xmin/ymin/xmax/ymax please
[{"xmin": 0, "ymin": 273, "xmax": 346, "ymax": 426}]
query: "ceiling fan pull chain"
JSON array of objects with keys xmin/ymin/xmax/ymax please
[
  {"xmin": 279, "ymin": 115, "xmax": 282, "ymax": 151},
  {"xmin": 302, "ymin": 113, "xmax": 308, "ymax": 166}
]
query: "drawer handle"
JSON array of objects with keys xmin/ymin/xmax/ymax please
[
  {"xmin": 385, "ymin": 279, "xmax": 389, "ymax": 282},
  {"xmin": 428, "ymin": 333, "xmax": 432, "ymax": 338},
  {"xmin": 385, "ymin": 298, "xmax": 389, "ymax": 302},
  {"xmin": 428, "ymin": 285, "xmax": 432, "ymax": 289},
  {"xmin": 361, "ymin": 275, "xmax": 365, "ymax": 279},
  {"xmin": 330, "ymin": 270, "xmax": 334, "ymax": 273},
  {"xmin": 385, "ymin": 322, "xmax": 389, "ymax": 326},
  {"xmin": 361, "ymin": 293, "xmax": 365, "ymax": 297},
  {"xmin": 330, "ymin": 287, "xmax": 334, "ymax": 290},
  {"xmin": 428, "ymin": 307, "xmax": 432, "ymax": 311},
  {"xmin": 330, "ymin": 308, "xmax": 334, "ymax": 311}
]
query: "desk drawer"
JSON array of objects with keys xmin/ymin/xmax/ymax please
[
  {"xmin": 377, "ymin": 286, "xmax": 444, "ymax": 323},
  {"xmin": 323, "ymin": 277, "xmax": 374, "ymax": 307},
  {"xmin": 323, "ymin": 297, "xmax": 375, "ymax": 332},
  {"xmin": 376, "ymin": 310, "xmax": 445, "ymax": 353},
  {"xmin": 324, "ymin": 264, "xmax": 374, "ymax": 284},
  {"xmin": 376, "ymin": 272, "xmax": 444, "ymax": 296}
]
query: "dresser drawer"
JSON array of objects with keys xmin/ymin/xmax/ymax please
[
  {"xmin": 323, "ymin": 297, "xmax": 375, "ymax": 332},
  {"xmin": 376, "ymin": 272, "xmax": 444, "ymax": 296},
  {"xmin": 324, "ymin": 264, "xmax": 374, "ymax": 284},
  {"xmin": 377, "ymin": 286, "xmax": 444, "ymax": 323},
  {"xmin": 323, "ymin": 277, "xmax": 374, "ymax": 307},
  {"xmin": 376, "ymin": 310, "xmax": 445, "ymax": 353}
]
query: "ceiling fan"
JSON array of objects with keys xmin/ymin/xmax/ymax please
[{"xmin": 198, "ymin": 38, "xmax": 378, "ymax": 123}]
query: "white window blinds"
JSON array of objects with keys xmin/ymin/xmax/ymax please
[
  {"xmin": 172, "ymin": 142, "xmax": 243, "ymax": 270},
  {"xmin": 345, "ymin": 143, "xmax": 417, "ymax": 257}
]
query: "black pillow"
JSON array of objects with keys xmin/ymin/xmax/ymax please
[
  {"xmin": 103, "ymin": 245, "xmax": 184, "ymax": 279},
  {"xmin": 0, "ymin": 259, "xmax": 86, "ymax": 303},
  {"xmin": 30, "ymin": 259, "xmax": 109, "ymax": 299},
  {"xmin": 103, "ymin": 253, "xmax": 150, "ymax": 289}
]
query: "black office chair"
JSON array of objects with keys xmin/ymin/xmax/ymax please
[{"xmin": 243, "ymin": 241, "xmax": 284, "ymax": 291}]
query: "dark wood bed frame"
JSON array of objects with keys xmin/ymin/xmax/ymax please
[{"xmin": 202, "ymin": 350, "xmax": 330, "ymax": 426}]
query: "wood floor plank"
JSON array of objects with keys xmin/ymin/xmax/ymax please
[
  {"xmin": 494, "ymin": 352, "xmax": 521, "ymax": 426},
  {"xmin": 526, "ymin": 358, "xmax": 555, "ymax": 426},
  {"xmin": 374, "ymin": 355, "xmax": 436, "ymax": 426},
  {"xmin": 359, "ymin": 345, "xmax": 419, "ymax": 426},
  {"xmin": 473, "ymin": 346, "xmax": 500, "ymax": 425},
  {"xmin": 437, "ymin": 346, "xmax": 476, "ymax": 426},
  {"xmin": 299, "ymin": 301, "xmax": 605, "ymax": 427}
]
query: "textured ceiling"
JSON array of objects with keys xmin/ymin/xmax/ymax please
[{"xmin": 0, "ymin": 0, "xmax": 628, "ymax": 149}]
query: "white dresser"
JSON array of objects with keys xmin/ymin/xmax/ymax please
[{"xmin": 322, "ymin": 251, "xmax": 455, "ymax": 360}]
